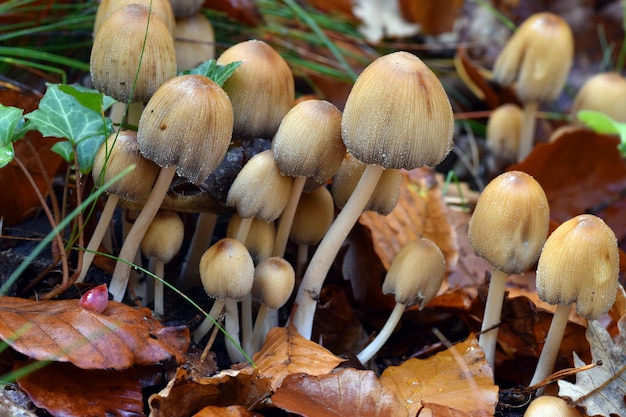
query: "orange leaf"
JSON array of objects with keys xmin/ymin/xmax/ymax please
[
  {"xmin": 399, "ymin": 0, "xmax": 463, "ymax": 35},
  {"xmin": 194, "ymin": 405, "xmax": 255, "ymax": 417},
  {"xmin": 272, "ymin": 368, "xmax": 408, "ymax": 417},
  {"xmin": 253, "ymin": 323, "xmax": 345, "ymax": 390},
  {"xmin": 16, "ymin": 361, "xmax": 143, "ymax": 417},
  {"xmin": 0, "ymin": 297, "xmax": 188, "ymax": 370},
  {"xmin": 358, "ymin": 168, "xmax": 458, "ymax": 271},
  {"xmin": 149, "ymin": 366, "xmax": 271, "ymax": 417},
  {"xmin": 380, "ymin": 334, "xmax": 498, "ymax": 417}
]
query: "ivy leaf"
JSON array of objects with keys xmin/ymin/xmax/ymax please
[
  {"xmin": 51, "ymin": 141, "xmax": 74, "ymax": 164},
  {"xmin": 577, "ymin": 110, "xmax": 626, "ymax": 157},
  {"xmin": 0, "ymin": 104, "xmax": 24, "ymax": 146},
  {"xmin": 0, "ymin": 144, "xmax": 14, "ymax": 168},
  {"xmin": 183, "ymin": 59, "xmax": 242, "ymax": 87},
  {"xmin": 25, "ymin": 83, "xmax": 112, "ymax": 173}
]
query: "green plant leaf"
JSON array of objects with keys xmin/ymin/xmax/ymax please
[
  {"xmin": 0, "ymin": 104, "xmax": 24, "ymax": 146},
  {"xmin": 51, "ymin": 141, "xmax": 74, "ymax": 164},
  {"xmin": 577, "ymin": 110, "xmax": 626, "ymax": 157},
  {"xmin": 183, "ymin": 59, "xmax": 242, "ymax": 86},
  {"xmin": 0, "ymin": 143, "xmax": 15, "ymax": 168},
  {"xmin": 25, "ymin": 83, "xmax": 112, "ymax": 173}
]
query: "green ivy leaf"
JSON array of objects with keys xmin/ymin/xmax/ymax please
[
  {"xmin": 51, "ymin": 141, "xmax": 74, "ymax": 164},
  {"xmin": 183, "ymin": 60, "xmax": 242, "ymax": 87},
  {"xmin": 578, "ymin": 110, "xmax": 626, "ymax": 158},
  {"xmin": 25, "ymin": 83, "xmax": 112, "ymax": 173},
  {"xmin": 0, "ymin": 143, "xmax": 15, "ymax": 168},
  {"xmin": 0, "ymin": 104, "xmax": 24, "ymax": 146}
]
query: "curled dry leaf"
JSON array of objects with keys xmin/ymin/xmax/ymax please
[
  {"xmin": 358, "ymin": 168, "xmax": 458, "ymax": 271},
  {"xmin": 193, "ymin": 405, "xmax": 254, "ymax": 417},
  {"xmin": 380, "ymin": 334, "xmax": 498, "ymax": 417},
  {"xmin": 252, "ymin": 323, "xmax": 345, "ymax": 390},
  {"xmin": 272, "ymin": 368, "xmax": 408, "ymax": 417},
  {"xmin": 0, "ymin": 297, "xmax": 188, "ymax": 370},
  {"xmin": 149, "ymin": 366, "xmax": 271, "ymax": 417},
  {"xmin": 558, "ymin": 320, "xmax": 626, "ymax": 417},
  {"xmin": 16, "ymin": 361, "xmax": 143, "ymax": 417}
]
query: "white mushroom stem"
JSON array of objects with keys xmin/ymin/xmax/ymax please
[
  {"xmin": 233, "ymin": 217, "xmax": 254, "ymax": 354},
  {"xmin": 357, "ymin": 302, "xmax": 406, "ymax": 364},
  {"xmin": 225, "ymin": 299, "xmax": 246, "ymax": 363},
  {"xmin": 273, "ymin": 176, "xmax": 306, "ymax": 257},
  {"xmin": 178, "ymin": 212, "xmax": 218, "ymax": 288},
  {"xmin": 193, "ymin": 299, "xmax": 226, "ymax": 344},
  {"xmin": 296, "ymin": 243, "xmax": 308, "ymax": 277},
  {"xmin": 150, "ymin": 257, "xmax": 165, "ymax": 316},
  {"xmin": 292, "ymin": 164, "xmax": 383, "ymax": 339},
  {"xmin": 529, "ymin": 303, "xmax": 572, "ymax": 394},
  {"xmin": 478, "ymin": 268, "xmax": 508, "ymax": 368},
  {"xmin": 77, "ymin": 194, "xmax": 119, "ymax": 283},
  {"xmin": 250, "ymin": 304, "xmax": 272, "ymax": 353},
  {"xmin": 109, "ymin": 165, "xmax": 177, "ymax": 302},
  {"xmin": 518, "ymin": 102, "xmax": 538, "ymax": 161}
]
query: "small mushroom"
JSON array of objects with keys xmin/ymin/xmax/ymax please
[
  {"xmin": 174, "ymin": 12, "xmax": 215, "ymax": 71},
  {"xmin": 529, "ymin": 214, "xmax": 618, "ymax": 392},
  {"xmin": 571, "ymin": 72, "xmax": 626, "ymax": 124},
  {"xmin": 523, "ymin": 396, "xmax": 581, "ymax": 417}
]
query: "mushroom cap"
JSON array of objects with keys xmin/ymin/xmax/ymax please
[
  {"xmin": 289, "ymin": 186, "xmax": 335, "ymax": 246},
  {"xmin": 92, "ymin": 130, "xmax": 161, "ymax": 201},
  {"xmin": 523, "ymin": 396, "xmax": 581, "ymax": 417},
  {"xmin": 493, "ymin": 12, "xmax": 574, "ymax": 103},
  {"xmin": 226, "ymin": 213, "xmax": 276, "ymax": 264},
  {"xmin": 536, "ymin": 214, "xmax": 619, "ymax": 320},
  {"xmin": 137, "ymin": 74, "xmax": 234, "ymax": 185},
  {"xmin": 382, "ymin": 238, "xmax": 446, "ymax": 308},
  {"xmin": 468, "ymin": 171, "xmax": 550, "ymax": 274},
  {"xmin": 226, "ymin": 149, "xmax": 293, "ymax": 222},
  {"xmin": 486, "ymin": 103, "xmax": 523, "ymax": 162},
  {"xmin": 140, "ymin": 210, "xmax": 184, "ymax": 263},
  {"xmin": 199, "ymin": 238, "xmax": 255, "ymax": 300},
  {"xmin": 167, "ymin": 0, "xmax": 204, "ymax": 18},
  {"xmin": 341, "ymin": 51, "xmax": 454, "ymax": 169},
  {"xmin": 174, "ymin": 12, "xmax": 215, "ymax": 72},
  {"xmin": 571, "ymin": 72, "xmax": 626, "ymax": 124},
  {"xmin": 90, "ymin": 4, "xmax": 176, "ymax": 103},
  {"xmin": 217, "ymin": 40, "xmax": 295, "ymax": 140},
  {"xmin": 251, "ymin": 256, "xmax": 296, "ymax": 309},
  {"xmin": 94, "ymin": 0, "xmax": 175, "ymax": 35},
  {"xmin": 331, "ymin": 153, "xmax": 401, "ymax": 215},
  {"xmin": 272, "ymin": 99, "xmax": 346, "ymax": 184}
]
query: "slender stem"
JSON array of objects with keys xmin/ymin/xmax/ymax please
[
  {"xmin": 153, "ymin": 258, "xmax": 165, "ymax": 316},
  {"xmin": 357, "ymin": 302, "xmax": 406, "ymax": 364},
  {"xmin": 478, "ymin": 268, "xmax": 508, "ymax": 368},
  {"xmin": 77, "ymin": 194, "xmax": 119, "ymax": 283},
  {"xmin": 109, "ymin": 165, "xmax": 176, "ymax": 302},
  {"xmin": 241, "ymin": 293, "xmax": 253, "ymax": 355},
  {"xmin": 24, "ymin": 139, "xmax": 60, "ymax": 225},
  {"xmin": 273, "ymin": 176, "xmax": 306, "ymax": 257},
  {"xmin": 518, "ymin": 101, "xmax": 538, "ymax": 161},
  {"xmin": 234, "ymin": 216, "xmax": 253, "ymax": 243},
  {"xmin": 529, "ymin": 303, "xmax": 572, "ymax": 394},
  {"xmin": 225, "ymin": 299, "xmax": 246, "ymax": 363},
  {"xmin": 193, "ymin": 299, "xmax": 225, "ymax": 344},
  {"xmin": 178, "ymin": 212, "xmax": 218, "ymax": 288},
  {"xmin": 296, "ymin": 243, "xmax": 308, "ymax": 277},
  {"xmin": 292, "ymin": 164, "xmax": 383, "ymax": 339},
  {"xmin": 250, "ymin": 304, "xmax": 270, "ymax": 353}
]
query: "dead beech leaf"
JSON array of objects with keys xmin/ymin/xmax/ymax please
[
  {"xmin": 380, "ymin": 334, "xmax": 498, "ymax": 417},
  {"xmin": 252, "ymin": 323, "xmax": 345, "ymax": 390},
  {"xmin": 0, "ymin": 297, "xmax": 187, "ymax": 370},
  {"xmin": 421, "ymin": 402, "xmax": 491, "ymax": 417},
  {"xmin": 399, "ymin": 0, "xmax": 463, "ymax": 34},
  {"xmin": 558, "ymin": 320, "xmax": 626, "ymax": 417},
  {"xmin": 16, "ymin": 361, "xmax": 143, "ymax": 417},
  {"xmin": 193, "ymin": 405, "xmax": 254, "ymax": 417},
  {"xmin": 272, "ymin": 368, "xmax": 408, "ymax": 417},
  {"xmin": 149, "ymin": 366, "xmax": 271, "ymax": 417},
  {"xmin": 358, "ymin": 168, "xmax": 458, "ymax": 271}
]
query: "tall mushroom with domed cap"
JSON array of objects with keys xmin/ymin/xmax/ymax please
[
  {"xmin": 108, "ymin": 74, "xmax": 234, "ymax": 302},
  {"xmin": 291, "ymin": 51, "xmax": 455, "ymax": 339}
]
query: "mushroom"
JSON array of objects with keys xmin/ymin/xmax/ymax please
[
  {"xmin": 94, "ymin": 0, "xmax": 175, "ymax": 36},
  {"xmin": 173, "ymin": 11, "xmax": 215, "ymax": 72},
  {"xmin": 357, "ymin": 238, "xmax": 446, "ymax": 364},
  {"xmin": 140, "ymin": 210, "xmax": 184, "ymax": 316},
  {"xmin": 529, "ymin": 214, "xmax": 619, "ymax": 393},
  {"xmin": 217, "ymin": 40, "xmax": 295, "ymax": 140},
  {"xmin": 250, "ymin": 256, "xmax": 296, "ymax": 353},
  {"xmin": 194, "ymin": 238, "xmax": 255, "ymax": 363},
  {"xmin": 570, "ymin": 72, "xmax": 626, "ymax": 124},
  {"xmin": 468, "ymin": 171, "xmax": 549, "ymax": 368},
  {"xmin": 77, "ymin": 130, "xmax": 160, "ymax": 283},
  {"xmin": 523, "ymin": 396, "xmax": 581, "ymax": 417},
  {"xmin": 292, "ymin": 51, "xmax": 454, "ymax": 339},
  {"xmin": 271, "ymin": 99, "xmax": 345, "ymax": 258},
  {"xmin": 486, "ymin": 103, "xmax": 523, "ymax": 170},
  {"xmin": 108, "ymin": 74, "xmax": 233, "ymax": 302},
  {"xmin": 493, "ymin": 12, "xmax": 574, "ymax": 161},
  {"xmin": 167, "ymin": 0, "xmax": 204, "ymax": 18}
]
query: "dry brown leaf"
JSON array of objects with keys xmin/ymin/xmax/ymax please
[
  {"xmin": 399, "ymin": 0, "xmax": 463, "ymax": 34},
  {"xmin": 0, "ymin": 296, "xmax": 187, "ymax": 370},
  {"xmin": 421, "ymin": 402, "xmax": 492, "ymax": 417},
  {"xmin": 358, "ymin": 168, "xmax": 458, "ymax": 271},
  {"xmin": 149, "ymin": 366, "xmax": 271, "ymax": 417},
  {"xmin": 380, "ymin": 334, "xmax": 498, "ymax": 417},
  {"xmin": 272, "ymin": 368, "xmax": 409, "ymax": 417},
  {"xmin": 193, "ymin": 405, "xmax": 255, "ymax": 417},
  {"xmin": 16, "ymin": 361, "xmax": 143, "ymax": 417},
  {"xmin": 252, "ymin": 323, "xmax": 345, "ymax": 390}
]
